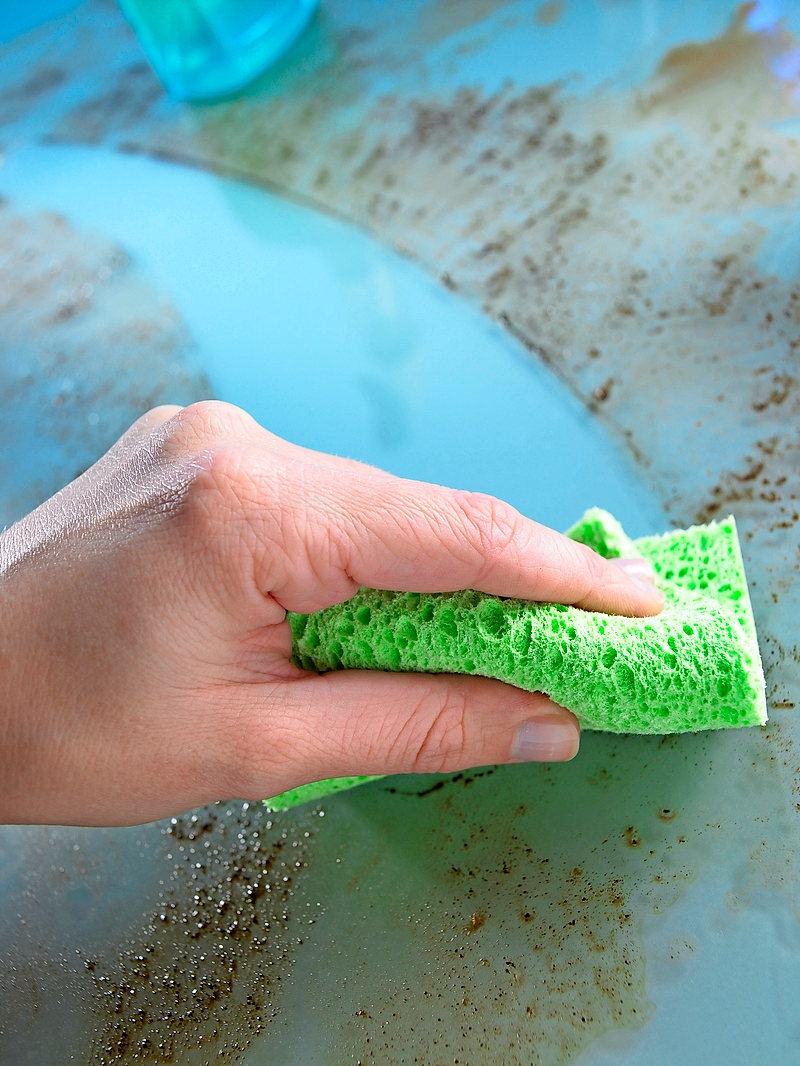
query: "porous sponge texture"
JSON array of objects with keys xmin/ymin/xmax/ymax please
[
  {"xmin": 265, "ymin": 511, "xmax": 766, "ymax": 810},
  {"xmin": 564, "ymin": 507, "xmax": 639, "ymax": 560}
]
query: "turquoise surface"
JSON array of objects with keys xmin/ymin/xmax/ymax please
[{"xmin": 2, "ymin": 2, "xmax": 800, "ymax": 1064}]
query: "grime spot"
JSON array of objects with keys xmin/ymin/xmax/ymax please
[
  {"xmin": 468, "ymin": 910, "xmax": 487, "ymax": 931},
  {"xmin": 85, "ymin": 805, "xmax": 315, "ymax": 1064},
  {"xmin": 623, "ymin": 825, "xmax": 642, "ymax": 848},
  {"xmin": 640, "ymin": 3, "xmax": 790, "ymax": 110},
  {"xmin": 534, "ymin": 1, "xmax": 565, "ymax": 27},
  {"xmin": 246, "ymin": 720, "xmax": 800, "ymax": 1065},
  {"xmin": 696, "ymin": 435, "xmax": 800, "ymax": 535},
  {"xmin": 75, "ymin": 0, "xmax": 800, "ymax": 624},
  {"xmin": 44, "ymin": 61, "xmax": 163, "ymax": 146},
  {"xmin": 412, "ymin": 0, "xmax": 518, "ymax": 44},
  {"xmin": 0, "ymin": 64, "xmax": 66, "ymax": 126}
]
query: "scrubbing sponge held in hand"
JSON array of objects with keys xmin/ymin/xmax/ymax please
[
  {"xmin": 268, "ymin": 509, "xmax": 766, "ymax": 811},
  {"xmin": 0, "ymin": 400, "xmax": 694, "ymax": 827},
  {"xmin": 291, "ymin": 508, "xmax": 765, "ymax": 733}
]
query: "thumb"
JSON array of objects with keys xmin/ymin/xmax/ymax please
[{"xmin": 231, "ymin": 673, "xmax": 580, "ymax": 801}]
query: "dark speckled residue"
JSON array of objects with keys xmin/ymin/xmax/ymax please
[
  {"xmin": 21, "ymin": 5, "xmax": 800, "ymax": 604},
  {"xmin": 0, "ymin": 64, "xmax": 66, "ymax": 126},
  {"xmin": 118, "ymin": 0, "xmax": 800, "ymax": 718},
  {"xmin": 252, "ymin": 721, "xmax": 800, "ymax": 1065},
  {"xmin": 85, "ymin": 804, "xmax": 318, "ymax": 1065},
  {"xmin": 44, "ymin": 61, "xmax": 163, "ymax": 146},
  {"xmin": 106, "ymin": 3, "xmax": 800, "ymax": 552}
]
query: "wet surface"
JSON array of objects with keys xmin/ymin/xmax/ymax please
[
  {"xmin": 0, "ymin": 804, "xmax": 318, "ymax": 1065},
  {"xmin": 3, "ymin": 0, "xmax": 800, "ymax": 1062},
  {"xmin": 248, "ymin": 723, "xmax": 800, "ymax": 1065},
  {"xmin": 85, "ymin": 805, "xmax": 317, "ymax": 1065}
]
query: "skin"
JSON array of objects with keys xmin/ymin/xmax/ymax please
[{"xmin": 0, "ymin": 401, "xmax": 662, "ymax": 827}]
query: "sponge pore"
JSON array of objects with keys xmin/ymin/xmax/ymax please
[{"xmin": 265, "ymin": 511, "xmax": 766, "ymax": 810}]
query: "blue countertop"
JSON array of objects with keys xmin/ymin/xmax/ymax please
[{"xmin": 2, "ymin": 2, "xmax": 800, "ymax": 1064}]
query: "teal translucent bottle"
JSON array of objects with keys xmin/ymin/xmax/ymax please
[{"xmin": 117, "ymin": 0, "xmax": 318, "ymax": 101}]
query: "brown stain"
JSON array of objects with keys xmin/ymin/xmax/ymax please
[
  {"xmin": 44, "ymin": 61, "xmax": 163, "ymax": 146},
  {"xmin": 312, "ymin": 752, "xmax": 674, "ymax": 1066},
  {"xmin": 535, "ymin": 1, "xmax": 565, "ymax": 27},
  {"xmin": 14, "ymin": 0, "xmax": 800, "ymax": 530},
  {"xmin": 623, "ymin": 826, "xmax": 642, "ymax": 848},
  {"xmin": 0, "ymin": 64, "xmax": 66, "ymax": 126},
  {"xmin": 87, "ymin": 805, "xmax": 315, "ymax": 1064},
  {"xmin": 413, "ymin": 0, "xmax": 518, "ymax": 45},
  {"xmin": 642, "ymin": 3, "xmax": 792, "ymax": 110},
  {"xmin": 657, "ymin": 808, "xmax": 678, "ymax": 824},
  {"xmin": 468, "ymin": 910, "xmax": 487, "ymax": 931},
  {"xmin": 384, "ymin": 766, "xmax": 497, "ymax": 797},
  {"xmin": 0, "ymin": 207, "xmax": 211, "ymax": 525},
  {"xmin": 696, "ymin": 434, "xmax": 800, "ymax": 533},
  {"xmin": 751, "ymin": 372, "xmax": 794, "ymax": 411}
]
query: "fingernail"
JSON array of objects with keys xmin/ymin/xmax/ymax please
[
  {"xmin": 630, "ymin": 573, "xmax": 664, "ymax": 602},
  {"xmin": 611, "ymin": 557, "xmax": 655, "ymax": 581},
  {"xmin": 510, "ymin": 715, "xmax": 579, "ymax": 763},
  {"xmin": 610, "ymin": 558, "xmax": 664, "ymax": 603}
]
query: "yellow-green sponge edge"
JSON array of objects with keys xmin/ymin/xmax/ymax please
[{"xmin": 264, "ymin": 509, "xmax": 766, "ymax": 811}]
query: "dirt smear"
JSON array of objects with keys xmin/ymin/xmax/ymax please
[
  {"xmin": 413, "ymin": 0, "xmax": 518, "ymax": 45},
  {"xmin": 253, "ymin": 721, "xmax": 797, "ymax": 1065},
  {"xmin": 535, "ymin": 1, "xmax": 565, "ymax": 28},
  {"xmin": 85, "ymin": 805, "xmax": 318, "ymax": 1065},
  {"xmin": 0, "ymin": 205, "xmax": 210, "ymax": 524}
]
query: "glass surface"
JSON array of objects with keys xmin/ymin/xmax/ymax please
[
  {"xmin": 116, "ymin": 0, "xmax": 318, "ymax": 100},
  {"xmin": 0, "ymin": 144, "xmax": 662, "ymax": 1065},
  {"xmin": 3, "ymin": 0, "xmax": 800, "ymax": 1063}
]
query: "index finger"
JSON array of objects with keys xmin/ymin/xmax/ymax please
[
  {"xmin": 251, "ymin": 451, "xmax": 664, "ymax": 618},
  {"xmin": 343, "ymin": 481, "xmax": 663, "ymax": 616}
]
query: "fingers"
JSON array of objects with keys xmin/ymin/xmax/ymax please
[
  {"xmin": 240, "ymin": 451, "xmax": 663, "ymax": 617},
  {"xmin": 228, "ymin": 673, "xmax": 580, "ymax": 800},
  {"xmin": 130, "ymin": 401, "xmax": 662, "ymax": 618}
]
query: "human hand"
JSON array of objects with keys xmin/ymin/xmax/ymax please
[{"xmin": 0, "ymin": 402, "xmax": 662, "ymax": 826}]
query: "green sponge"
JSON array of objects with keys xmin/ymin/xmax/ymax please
[{"xmin": 264, "ymin": 509, "xmax": 766, "ymax": 811}]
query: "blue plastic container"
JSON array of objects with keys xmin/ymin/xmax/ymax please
[{"xmin": 117, "ymin": 0, "xmax": 318, "ymax": 101}]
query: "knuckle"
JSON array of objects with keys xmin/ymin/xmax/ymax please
[
  {"xmin": 573, "ymin": 540, "xmax": 610, "ymax": 598},
  {"xmin": 177, "ymin": 444, "xmax": 288, "ymax": 591},
  {"xmin": 404, "ymin": 687, "xmax": 469, "ymax": 774},
  {"xmin": 192, "ymin": 441, "xmax": 267, "ymax": 507},
  {"xmin": 452, "ymin": 490, "xmax": 524, "ymax": 571},
  {"xmin": 168, "ymin": 444, "xmax": 259, "ymax": 553},
  {"xmin": 162, "ymin": 400, "xmax": 258, "ymax": 454}
]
